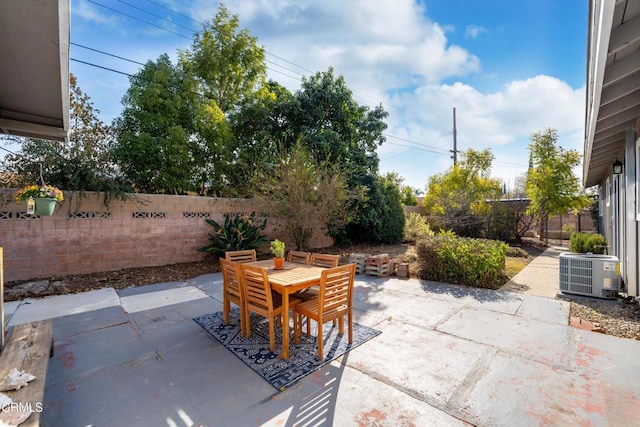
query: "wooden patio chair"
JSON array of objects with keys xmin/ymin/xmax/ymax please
[
  {"xmin": 293, "ymin": 264, "xmax": 356, "ymax": 360},
  {"xmin": 239, "ymin": 264, "xmax": 300, "ymax": 352},
  {"xmin": 225, "ymin": 249, "xmax": 257, "ymax": 264},
  {"xmin": 287, "ymin": 250, "xmax": 311, "ymax": 264},
  {"xmin": 219, "ymin": 258, "xmax": 247, "ymax": 336},
  {"xmin": 295, "ymin": 253, "xmax": 341, "ymax": 306},
  {"xmin": 310, "ymin": 253, "xmax": 340, "ymax": 268}
]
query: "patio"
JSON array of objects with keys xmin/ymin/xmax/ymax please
[{"xmin": 5, "ymin": 262, "xmax": 640, "ymax": 426}]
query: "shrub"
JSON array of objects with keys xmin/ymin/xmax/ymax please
[
  {"xmin": 570, "ymin": 232, "xmax": 606, "ymax": 254},
  {"xmin": 506, "ymin": 246, "xmax": 529, "ymax": 258},
  {"xmin": 486, "ymin": 200, "xmax": 536, "ymax": 243},
  {"xmin": 416, "ymin": 235, "xmax": 508, "ymax": 289},
  {"xmin": 198, "ymin": 211, "xmax": 268, "ymax": 257},
  {"xmin": 403, "ymin": 212, "xmax": 434, "ymax": 243}
]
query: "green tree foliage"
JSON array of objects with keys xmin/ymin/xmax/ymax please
[
  {"xmin": 401, "ymin": 186, "xmax": 418, "ymax": 205},
  {"xmin": 1, "ymin": 74, "xmax": 131, "ymax": 204},
  {"xmin": 423, "ymin": 148, "xmax": 502, "ymax": 237},
  {"xmin": 178, "ymin": 4, "xmax": 267, "ymax": 195},
  {"xmin": 291, "ymin": 68, "xmax": 388, "ymax": 178},
  {"xmin": 112, "ymin": 55, "xmax": 202, "ymax": 194},
  {"xmin": 344, "ymin": 172, "xmax": 405, "ymax": 245},
  {"xmin": 255, "ymin": 143, "xmax": 349, "ymax": 251},
  {"xmin": 229, "ymin": 68, "xmax": 392, "ymax": 245},
  {"xmin": 525, "ymin": 128, "xmax": 590, "ymax": 241},
  {"xmin": 227, "ymin": 81, "xmax": 296, "ymax": 195},
  {"xmin": 179, "ymin": 4, "xmax": 266, "ymax": 114}
]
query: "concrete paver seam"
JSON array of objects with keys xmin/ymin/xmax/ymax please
[
  {"xmin": 432, "ymin": 305, "xmax": 465, "ymax": 330},
  {"xmin": 344, "ymin": 363, "xmax": 477, "ymax": 426},
  {"xmin": 431, "ymin": 326, "xmax": 577, "ymax": 373},
  {"xmin": 446, "ymin": 349, "xmax": 498, "ymax": 409}
]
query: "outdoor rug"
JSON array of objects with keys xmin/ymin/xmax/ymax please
[{"xmin": 193, "ymin": 308, "xmax": 381, "ymax": 390}]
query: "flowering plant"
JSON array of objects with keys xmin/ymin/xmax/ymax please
[{"xmin": 14, "ymin": 184, "xmax": 64, "ymax": 202}]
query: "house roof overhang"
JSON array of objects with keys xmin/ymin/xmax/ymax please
[
  {"xmin": 584, "ymin": 0, "xmax": 640, "ymax": 188},
  {"xmin": 0, "ymin": 0, "xmax": 70, "ymax": 142}
]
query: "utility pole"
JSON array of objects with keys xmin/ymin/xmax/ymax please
[{"xmin": 451, "ymin": 107, "xmax": 458, "ymax": 165}]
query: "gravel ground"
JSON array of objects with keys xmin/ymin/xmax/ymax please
[{"xmin": 568, "ymin": 296, "xmax": 640, "ymax": 340}]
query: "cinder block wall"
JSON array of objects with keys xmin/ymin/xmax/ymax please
[{"xmin": 0, "ymin": 190, "xmax": 333, "ymax": 283}]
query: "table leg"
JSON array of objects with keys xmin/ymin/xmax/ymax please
[{"xmin": 282, "ymin": 288, "xmax": 290, "ymax": 359}]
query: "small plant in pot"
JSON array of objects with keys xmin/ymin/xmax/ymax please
[{"xmin": 270, "ymin": 239, "xmax": 286, "ymax": 270}]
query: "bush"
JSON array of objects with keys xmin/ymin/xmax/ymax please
[
  {"xmin": 198, "ymin": 211, "xmax": 268, "ymax": 257},
  {"xmin": 403, "ymin": 212, "xmax": 434, "ymax": 243},
  {"xmin": 570, "ymin": 232, "xmax": 606, "ymax": 254},
  {"xmin": 506, "ymin": 247, "xmax": 529, "ymax": 258},
  {"xmin": 416, "ymin": 235, "xmax": 508, "ymax": 289}
]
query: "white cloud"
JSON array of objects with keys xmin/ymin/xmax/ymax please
[
  {"xmin": 73, "ymin": 0, "xmax": 120, "ymax": 25},
  {"xmin": 465, "ymin": 25, "xmax": 488, "ymax": 39},
  {"xmin": 380, "ymin": 75, "xmax": 585, "ymax": 188}
]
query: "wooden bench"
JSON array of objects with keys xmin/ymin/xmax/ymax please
[{"xmin": 0, "ymin": 320, "xmax": 53, "ymax": 427}]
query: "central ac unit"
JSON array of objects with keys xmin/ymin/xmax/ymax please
[{"xmin": 559, "ymin": 253, "xmax": 621, "ymax": 299}]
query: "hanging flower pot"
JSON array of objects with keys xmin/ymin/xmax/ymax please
[
  {"xmin": 14, "ymin": 184, "xmax": 64, "ymax": 216},
  {"xmin": 33, "ymin": 198, "xmax": 58, "ymax": 216}
]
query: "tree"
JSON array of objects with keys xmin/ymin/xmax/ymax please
[
  {"xmin": 423, "ymin": 148, "xmax": 502, "ymax": 237},
  {"xmin": 342, "ymin": 172, "xmax": 405, "ymax": 245},
  {"xmin": 256, "ymin": 143, "xmax": 348, "ymax": 250},
  {"xmin": 227, "ymin": 81, "xmax": 296, "ymax": 195},
  {"xmin": 401, "ymin": 186, "xmax": 418, "ymax": 205},
  {"xmin": 525, "ymin": 128, "xmax": 590, "ymax": 241},
  {"xmin": 179, "ymin": 4, "xmax": 267, "ymax": 114},
  {"xmin": 176, "ymin": 4, "xmax": 268, "ymax": 195},
  {"xmin": 290, "ymin": 67, "xmax": 387, "ymax": 179},
  {"xmin": 112, "ymin": 54, "xmax": 202, "ymax": 194},
  {"xmin": 1, "ymin": 74, "xmax": 130, "ymax": 203}
]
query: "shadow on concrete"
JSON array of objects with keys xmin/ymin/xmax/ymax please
[{"xmin": 419, "ymin": 280, "xmax": 524, "ymax": 303}]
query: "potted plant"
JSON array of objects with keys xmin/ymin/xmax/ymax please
[
  {"xmin": 270, "ymin": 239, "xmax": 286, "ymax": 270},
  {"xmin": 14, "ymin": 184, "xmax": 64, "ymax": 216}
]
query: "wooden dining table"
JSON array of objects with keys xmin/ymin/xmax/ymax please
[{"xmin": 246, "ymin": 260, "xmax": 325, "ymax": 359}]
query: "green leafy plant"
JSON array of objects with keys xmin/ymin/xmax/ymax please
[
  {"xmin": 198, "ymin": 211, "xmax": 268, "ymax": 257},
  {"xmin": 416, "ymin": 235, "xmax": 508, "ymax": 289},
  {"xmin": 14, "ymin": 184, "xmax": 64, "ymax": 202},
  {"xmin": 270, "ymin": 239, "xmax": 285, "ymax": 258},
  {"xmin": 403, "ymin": 212, "xmax": 434, "ymax": 243},
  {"xmin": 570, "ymin": 232, "xmax": 606, "ymax": 254}
]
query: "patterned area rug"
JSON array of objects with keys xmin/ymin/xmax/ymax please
[{"xmin": 193, "ymin": 308, "xmax": 381, "ymax": 390}]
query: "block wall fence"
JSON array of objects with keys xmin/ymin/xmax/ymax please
[{"xmin": 0, "ymin": 190, "xmax": 333, "ymax": 283}]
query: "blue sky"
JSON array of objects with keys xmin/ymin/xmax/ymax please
[{"xmin": 64, "ymin": 0, "xmax": 588, "ymax": 191}]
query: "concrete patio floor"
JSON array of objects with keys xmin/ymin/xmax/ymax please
[{"xmin": 4, "ymin": 248, "xmax": 640, "ymax": 426}]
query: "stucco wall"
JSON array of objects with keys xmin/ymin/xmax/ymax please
[{"xmin": 0, "ymin": 190, "xmax": 333, "ymax": 283}]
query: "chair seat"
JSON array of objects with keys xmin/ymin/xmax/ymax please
[
  {"xmin": 294, "ymin": 298, "xmax": 347, "ymax": 320},
  {"xmin": 247, "ymin": 293, "xmax": 300, "ymax": 313}
]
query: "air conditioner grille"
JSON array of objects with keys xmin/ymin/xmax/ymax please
[{"xmin": 559, "ymin": 253, "xmax": 620, "ymax": 299}]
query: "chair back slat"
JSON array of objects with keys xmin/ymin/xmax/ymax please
[
  {"xmin": 319, "ymin": 264, "xmax": 355, "ymax": 314},
  {"xmin": 225, "ymin": 249, "xmax": 257, "ymax": 264},
  {"xmin": 220, "ymin": 258, "xmax": 242, "ymax": 298},
  {"xmin": 287, "ymin": 250, "xmax": 311, "ymax": 264},
  {"xmin": 240, "ymin": 264, "xmax": 274, "ymax": 314},
  {"xmin": 310, "ymin": 253, "xmax": 340, "ymax": 268}
]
